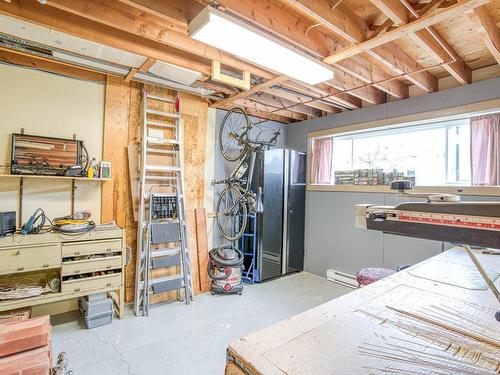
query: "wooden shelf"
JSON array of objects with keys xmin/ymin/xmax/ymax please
[
  {"xmin": 307, "ymin": 184, "xmax": 500, "ymax": 196},
  {"xmin": 0, "ymin": 173, "xmax": 111, "ymax": 182}
]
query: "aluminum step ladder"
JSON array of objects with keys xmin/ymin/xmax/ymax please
[{"xmin": 134, "ymin": 90, "xmax": 193, "ymax": 317}]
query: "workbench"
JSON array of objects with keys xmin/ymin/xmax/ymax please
[
  {"xmin": 225, "ymin": 247, "xmax": 500, "ymax": 374},
  {"xmin": 0, "ymin": 226, "xmax": 126, "ymax": 318}
]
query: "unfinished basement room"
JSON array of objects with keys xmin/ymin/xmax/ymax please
[{"xmin": 0, "ymin": 0, "xmax": 500, "ymax": 374}]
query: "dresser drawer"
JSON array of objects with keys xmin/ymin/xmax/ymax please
[
  {"xmin": 61, "ymin": 256, "xmax": 123, "ymax": 276},
  {"xmin": 61, "ymin": 273, "xmax": 122, "ymax": 293},
  {"xmin": 62, "ymin": 239, "xmax": 122, "ymax": 257},
  {"xmin": 0, "ymin": 243, "xmax": 60, "ymax": 275}
]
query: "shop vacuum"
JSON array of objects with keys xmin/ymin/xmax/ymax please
[{"xmin": 208, "ymin": 245, "xmax": 244, "ymax": 295}]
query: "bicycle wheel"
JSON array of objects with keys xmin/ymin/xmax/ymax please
[
  {"xmin": 216, "ymin": 186, "xmax": 248, "ymax": 241},
  {"xmin": 219, "ymin": 108, "xmax": 250, "ymax": 162}
]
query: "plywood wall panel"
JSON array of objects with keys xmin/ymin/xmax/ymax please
[{"xmin": 103, "ymin": 80, "xmax": 210, "ymax": 304}]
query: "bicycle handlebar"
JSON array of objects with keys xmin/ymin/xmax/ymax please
[{"xmin": 245, "ymin": 129, "xmax": 281, "ymax": 148}]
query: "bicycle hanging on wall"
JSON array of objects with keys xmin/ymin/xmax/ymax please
[{"xmin": 211, "ymin": 107, "xmax": 281, "ymax": 241}]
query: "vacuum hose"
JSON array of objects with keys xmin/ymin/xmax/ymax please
[{"xmin": 208, "ymin": 245, "xmax": 244, "ymax": 280}]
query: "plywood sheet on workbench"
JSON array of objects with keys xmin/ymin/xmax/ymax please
[
  {"xmin": 409, "ymin": 258, "xmax": 500, "ymax": 290},
  {"xmin": 228, "ymin": 248, "xmax": 500, "ymax": 374},
  {"xmin": 262, "ymin": 284, "xmax": 500, "ymax": 375}
]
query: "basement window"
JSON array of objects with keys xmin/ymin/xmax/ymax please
[{"xmin": 309, "ymin": 111, "xmax": 500, "ymax": 188}]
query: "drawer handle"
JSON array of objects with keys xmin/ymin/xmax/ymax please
[
  {"xmin": 42, "ymin": 264, "xmax": 50, "ymax": 268},
  {"xmin": 74, "ymin": 269, "xmax": 80, "ymax": 274},
  {"xmin": 106, "ymin": 265, "xmax": 112, "ymax": 269},
  {"xmin": 106, "ymin": 282, "xmax": 112, "ymax": 287},
  {"xmin": 74, "ymin": 251, "xmax": 80, "ymax": 255},
  {"xmin": 17, "ymin": 266, "xmax": 24, "ymax": 271},
  {"xmin": 106, "ymin": 248, "xmax": 112, "ymax": 252},
  {"xmin": 74, "ymin": 288, "xmax": 81, "ymax": 292},
  {"xmin": 15, "ymin": 250, "xmax": 20, "ymax": 256}
]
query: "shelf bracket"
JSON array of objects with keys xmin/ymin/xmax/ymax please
[
  {"xmin": 18, "ymin": 177, "xmax": 23, "ymax": 228},
  {"xmin": 71, "ymin": 179, "xmax": 77, "ymax": 216}
]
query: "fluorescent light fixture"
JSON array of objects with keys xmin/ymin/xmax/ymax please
[{"xmin": 189, "ymin": 7, "xmax": 333, "ymax": 85}]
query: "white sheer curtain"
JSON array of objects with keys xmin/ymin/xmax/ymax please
[
  {"xmin": 471, "ymin": 113, "xmax": 500, "ymax": 186},
  {"xmin": 311, "ymin": 137, "xmax": 333, "ymax": 184}
]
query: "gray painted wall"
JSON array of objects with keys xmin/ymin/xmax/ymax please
[
  {"xmin": 286, "ymin": 77, "xmax": 500, "ymax": 278},
  {"xmin": 212, "ymin": 109, "xmax": 286, "ymax": 248}
]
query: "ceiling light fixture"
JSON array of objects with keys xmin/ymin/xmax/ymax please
[{"xmin": 189, "ymin": 7, "xmax": 333, "ymax": 85}]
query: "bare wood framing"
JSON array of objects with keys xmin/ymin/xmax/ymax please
[
  {"xmin": 212, "ymin": 60, "xmax": 251, "ymax": 91},
  {"xmin": 249, "ymin": 92, "xmax": 320, "ymax": 118},
  {"xmin": 371, "ymin": 0, "xmax": 471, "ymax": 85},
  {"xmin": 264, "ymin": 87, "xmax": 339, "ymax": 113},
  {"xmin": 232, "ymin": 98, "xmax": 308, "ymax": 121},
  {"xmin": 44, "ymin": 0, "xmax": 275, "ymax": 80},
  {"xmin": 197, "ymin": 0, "xmax": 408, "ymax": 99},
  {"xmin": 0, "ymin": 0, "xmax": 214, "ymax": 76},
  {"xmin": 469, "ymin": 5, "xmax": 500, "ymax": 65},
  {"xmin": 210, "ymin": 76, "xmax": 288, "ymax": 109},
  {"xmin": 0, "ymin": 46, "xmax": 107, "ymax": 83},
  {"xmin": 282, "ymin": 0, "xmax": 437, "ymax": 92},
  {"xmin": 323, "ymin": 0, "xmax": 488, "ymax": 64}
]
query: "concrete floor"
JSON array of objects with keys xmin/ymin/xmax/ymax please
[{"xmin": 51, "ymin": 272, "xmax": 351, "ymax": 375}]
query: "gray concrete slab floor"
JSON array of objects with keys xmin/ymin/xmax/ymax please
[{"xmin": 51, "ymin": 272, "xmax": 351, "ymax": 375}]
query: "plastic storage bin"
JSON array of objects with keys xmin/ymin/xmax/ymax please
[{"xmin": 79, "ymin": 296, "xmax": 113, "ymax": 329}]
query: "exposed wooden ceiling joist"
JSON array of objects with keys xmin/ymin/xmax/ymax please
[
  {"xmin": 0, "ymin": 46, "xmax": 107, "ymax": 83},
  {"xmin": 370, "ymin": 0, "xmax": 472, "ymax": 85},
  {"xmin": 264, "ymin": 87, "xmax": 339, "ymax": 113},
  {"xmin": 0, "ymin": 0, "xmax": 213, "ymax": 76},
  {"xmin": 117, "ymin": 0, "xmax": 202, "ymax": 27},
  {"xmin": 322, "ymin": 0, "xmax": 488, "ymax": 64},
  {"xmin": 43, "ymin": 0, "xmax": 275, "ymax": 80},
  {"xmin": 233, "ymin": 97, "xmax": 308, "ymax": 121},
  {"xmin": 210, "ymin": 76, "xmax": 288, "ymax": 109},
  {"xmin": 250, "ymin": 92, "xmax": 321, "ymax": 118},
  {"xmin": 125, "ymin": 57, "xmax": 157, "ymax": 82},
  {"xmin": 469, "ymin": 5, "xmax": 500, "ymax": 65},
  {"xmin": 200, "ymin": 0, "xmax": 408, "ymax": 99},
  {"xmin": 281, "ymin": 0, "xmax": 438, "ymax": 92}
]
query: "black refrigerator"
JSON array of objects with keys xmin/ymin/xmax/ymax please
[{"xmin": 251, "ymin": 148, "xmax": 306, "ymax": 281}]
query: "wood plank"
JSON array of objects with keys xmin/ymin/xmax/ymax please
[
  {"xmin": 101, "ymin": 76, "xmax": 131, "ymax": 227},
  {"xmin": 249, "ymin": 92, "xmax": 320, "ymax": 118},
  {"xmin": 195, "ymin": 208, "xmax": 210, "ymax": 293},
  {"xmin": 264, "ymin": 87, "xmax": 338, "ymax": 113},
  {"xmin": 323, "ymin": 0, "xmax": 488, "ymax": 64},
  {"xmin": 231, "ymin": 98, "xmax": 308, "ymax": 121},
  {"xmin": 470, "ymin": 5, "xmax": 500, "ymax": 65},
  {"xmin": 281, "ymin": 0, "xmax": 437, "ymax": 92},
  {"xmin": 138, "ymin": 57, "xmax": 157, "ymax": 73},
  {"xmin": 0, "ymin": 47, "xmax": 107, "ymax": 83},
  {"xmin": 328, "ymin": 70, "xmax": 386, "ymax": 104},
  {"xmin": 0, "ymin": 0, "xmax": 214, "ymax": 77},
  {"xmin": 411, "ymin": 29, "xmax": 472, "ymax": 84},
  {"xmin": 370, "ymin": 0, "xmax": 410, "ymax": 25},
  {"xmin": 45, "ymin": 0, "xmax": 275, "ymax": 80},
  {"xmin": 118, "ymin": 0, "xmax": 203, "ymax": 27},
  {"xmin": 210, "ymin": 77, "xmax": 288, "ymax": 109},
  {"xmin": 371, "ymin": 0, "xmax": 471, "ymax": 85},
  {"xmin": 236, "ymin": 107, "xmax": 295, "ymax": 124}
]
